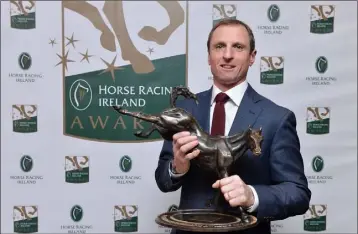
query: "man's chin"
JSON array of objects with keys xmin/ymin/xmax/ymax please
[{"xmin": 214, "ymin": 77, "xmax": 241, "ymax": 85}]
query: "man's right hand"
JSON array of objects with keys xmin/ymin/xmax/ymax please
[{"xmin": 172, "ymin": 131, "xmax": 200, "ymax": 174}]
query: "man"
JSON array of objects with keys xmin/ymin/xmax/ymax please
[{"xmin": 155, "ymin": 19, "xmax": 311, "ymax": 234}]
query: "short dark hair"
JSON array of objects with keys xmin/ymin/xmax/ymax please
[{"xmin": 206, "ymin": 19, "xmax": 256, "ymax": 54}]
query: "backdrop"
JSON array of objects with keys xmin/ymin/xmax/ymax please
[{"xmin": 1, "ymin": 1, "xmax": 357, "ymax": 233}]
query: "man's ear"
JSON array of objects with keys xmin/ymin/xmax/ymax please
[{"xmin": 249, "ymin": 49, "xmax": 257, "ymax": 66}]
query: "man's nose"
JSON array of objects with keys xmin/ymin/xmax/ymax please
[{"xmin": 223, "ymin": 48, "xmax": 233, "ymax": 60}]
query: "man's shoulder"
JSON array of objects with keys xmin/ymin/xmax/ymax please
[{"xmin": 253, "ymin": 89, "xmax": 293, "ymax": 121}]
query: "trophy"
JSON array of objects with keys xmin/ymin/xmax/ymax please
[{"xmin": 112, "ymin": 86, "xmax": 263, "ymax": 232}]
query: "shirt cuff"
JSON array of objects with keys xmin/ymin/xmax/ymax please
[
  {"xmin": 246, "ymin": 185, "xmax": 259, "ymax": 213},
  {"xmin": 168, "ymin": 160, "xmax": 187, "ymax": 178}
]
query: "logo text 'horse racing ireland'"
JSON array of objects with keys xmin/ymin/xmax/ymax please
[
  {"xmin": 61, "ymin": 1, "xmax": 187, "ymax": 142},
  {"xmin": 306, "ymin": 156, "xmax": 333, "ymax": 184},
  {"xmin": 60, "ymin": 205, "xmax": 93, "ymax": 232},
  {"xmin": 257, "ymin": 4, "xmax": 289, "ymax": 35},
  {"xmin": 306, "ymin": 56, "xmax": 337, "ymax": 86}
]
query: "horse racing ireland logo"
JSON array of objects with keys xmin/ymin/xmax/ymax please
[{"xmin": 58, "ymin": 1, "xmax": 188, "ymax": 142}]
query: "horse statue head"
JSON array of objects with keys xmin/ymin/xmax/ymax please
[
  {"xmin": 171, "ymin": 85, "xmax": 199, "ymax": 107},
  {"xmin": 246, "ymin": 127, "xmax": 263, "ymax": 156}
]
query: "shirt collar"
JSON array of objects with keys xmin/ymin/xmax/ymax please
[{"xmin": 210, "ymin": 80, "xmax": 248, "ymax": 106}]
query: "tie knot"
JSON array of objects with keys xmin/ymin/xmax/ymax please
[{"xmin": 214, "ymin": 92, "xmax": 229, "ymax": 103}]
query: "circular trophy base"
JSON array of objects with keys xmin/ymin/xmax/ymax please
[{"xmin": 155, "ymin": 209, "xmax": 258, "ymax": 232}]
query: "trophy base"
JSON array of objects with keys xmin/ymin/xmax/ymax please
[{"xmin": 155, "ymin": 209, "xmax": 258, "ymax": 232}]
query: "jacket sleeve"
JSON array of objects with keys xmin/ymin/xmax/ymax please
[
  {"xmin": 252, "ymin": 110, "xmax": 311, "ymax": 221},
  {"xmin": 155, "ymin": 139, "xmax": 187, "ymax": 192},
  {"xmin": 154, "ymin": 99, "xmax": 192, "ymax": 192}
]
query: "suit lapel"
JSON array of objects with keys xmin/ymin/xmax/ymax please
[
  {"xmin": 194, "ymin": 88, "xmax": 212, "ymax": 133},
  {"xmin": 229, "ymin": 84, "xmax": 263, "ymax": 135}
]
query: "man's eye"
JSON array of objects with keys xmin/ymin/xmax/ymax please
[
  {"xmin": 215, "ymin": 44, "xmax": 224, "ymax": 49},
  {"xmin": 234, "ymin": 44, "xmax": 243, "ymax": 49}
]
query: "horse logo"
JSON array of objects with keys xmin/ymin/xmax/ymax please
[
  {"xmin": 260, "ymin": 56, "xmax": 284, "ymax": 84},
  {"xmin": 10, "ymin": 1, "xmax": 35, "ymax": 29},
  {"xmin": 59, "ymin": 1, "xmax": 188, "ymax": 142},
  {"xmin": 304, "ymin": 205, "xmax": 327, "ymax": 231},
  {"xmin": 13, "ymin": 206, "xmax": 38, "ymax": 233},
  {"xmin": 310, "ymin": 5, "xmax": 335, "ymax": 34},
  {"xmin": 65, "ymin": 156, "xmax": 90, "ymax": 183},
  {"xmin": 12, "ymin": 104, "xmax": 37, "ymax": 133},
  {"xmin": 114, "ymin": 205, "xmax": 138, "ymax": 232}
]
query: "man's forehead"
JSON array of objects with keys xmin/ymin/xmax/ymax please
[{"xmin": 210, "ymin": 25, "xmax": 250, "ymax": 44}]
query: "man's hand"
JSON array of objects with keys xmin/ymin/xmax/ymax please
[
  {"xmin": 172, "ymin": 131, "xmax": 200, "ymax": 174},
  {"xmin": 212, "ymin": 175, "xmax": 254, "ymax": 208}
]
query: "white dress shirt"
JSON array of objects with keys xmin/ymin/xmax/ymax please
[{"xmin": 169, "ymin": 80, "xmax": 259, "ymax": 213}]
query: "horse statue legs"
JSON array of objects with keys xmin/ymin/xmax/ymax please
[{"xmin": 211, "ymin": 162, "xmax": 251, "ymax": 224}]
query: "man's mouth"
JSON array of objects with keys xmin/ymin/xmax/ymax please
[{"xmin": 220, "ymin": 64, "xmax": 236, "ymax": 70}]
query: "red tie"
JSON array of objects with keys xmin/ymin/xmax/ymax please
[{"xmin": 210, "ymin": 92, "xmax": 229, "ymax": 136}]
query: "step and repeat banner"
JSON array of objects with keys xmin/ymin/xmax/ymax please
[{"xmin": 1, "ymin": 1, "xmax": 357, "ymax": 233}]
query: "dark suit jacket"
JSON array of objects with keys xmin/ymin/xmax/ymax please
[{"xmin": 155, "ymin": 84, "xmax": 311, "ymax": 234}]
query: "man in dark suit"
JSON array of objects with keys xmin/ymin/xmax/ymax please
[{"xmin": 155, "ymin": 19, "xmax": 311, "ymax": 234}]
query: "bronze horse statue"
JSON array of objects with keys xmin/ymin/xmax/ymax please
[{"xmin": 112, "ymin": 86, "xmax": 263, "ymax": 223}]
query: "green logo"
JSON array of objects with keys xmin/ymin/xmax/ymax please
[
  {"xmin": 13, "ymin": 206, "xmax": 38, "ymax": 233},
  {"xmin": 212, "ymin": 4, "xmax": 237, "ymax": 27},
  {"xmin": 312, "ymin": 156, "xmax": 324, "ymax": 172},
  {"xmin": 70, "ymin": 205, "xmax": 83, "ymax": 222},
  {"xmin": 20, "ymin": 155, "xmax": 33, "ymax": 172},
  {"xmin": 168, "ymin": 204, "xmax": 179, "ymax": 212},
  {"xmin": 306, "ymin": 107, "xmax": 330, "ymax": 134},
  {"xmin": 304, "ymin": 205, "xmax": 327, "ymax": 231},
  {"xmin": 18, "ymin": 52, "xmax": 32, "ymax": 70},
  {"xmin": 12, "ymin": 105, "xmax": 37, "ymax": 133},
  {"xmin": 267, "ymin": 4, "xmax": 280, "ymax": 22},
  {"xmin": 310, "ymin": 5, "xmax": 335, "ymax": 34},
  {"xmin": 119, "ymin": 156, "xmax": 132, "ymax": 173},
  {"xmin": 65, "ymin": 156, "xmax": 89, "ymax": 183},
  {"xmin": 62, "ymin": 2, "xmax": 187, "ymax": 142},
  {"xmin": 260, "ymin": 56, "xmax": 284, "ymax": 84},
  {"xmin": 315, "ymin": 56, "xmax": 328, "ymax": 74},
  {"xmin": 69, "ymin": 79, "xmax": 93, "ymax": 111},
  {"xmin": 114, "ymin": 205, "xmax": 138, "ymax": 232},
  {"xmin": 10, "ymin": 1, "xmax": 36, "ymax": 29}
]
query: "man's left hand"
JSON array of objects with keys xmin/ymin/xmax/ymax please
[{"xmin": 212, "ymin": 175, "xmax": 254, "ymax": 208}]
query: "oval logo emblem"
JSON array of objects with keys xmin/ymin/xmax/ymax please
[
  {"xmin": 312, "ymin": 156, "xmax": 324, "ymax": 172},
  {"xmin": 267, "ymin": 4, "xmax": 280, "ymax": 22},
  {"xmin": 315, "ymin": 56, "xmax": 328, "ymax": 74},
  {"xmin": 70, "ymin": 205, "xmax": 83, "ymax": 222},
  {"xmin": 18, "ymin": 52, "xmax": 32, "ymax": 70},
  {"xmin": 20, "ymin": 155, "xmax": 33, "ymax": 172},
  {"xmin": 69, "ymin": 79, "xmax": 93, "ymax": 111},
  {"xmin": 119, "ymin": 155, "xmax": 132, "ymax": 173}
]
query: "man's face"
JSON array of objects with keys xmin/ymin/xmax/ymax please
[{"xmin": 208, "ymin": 24, "xmax": 256, "ymax": 88}]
